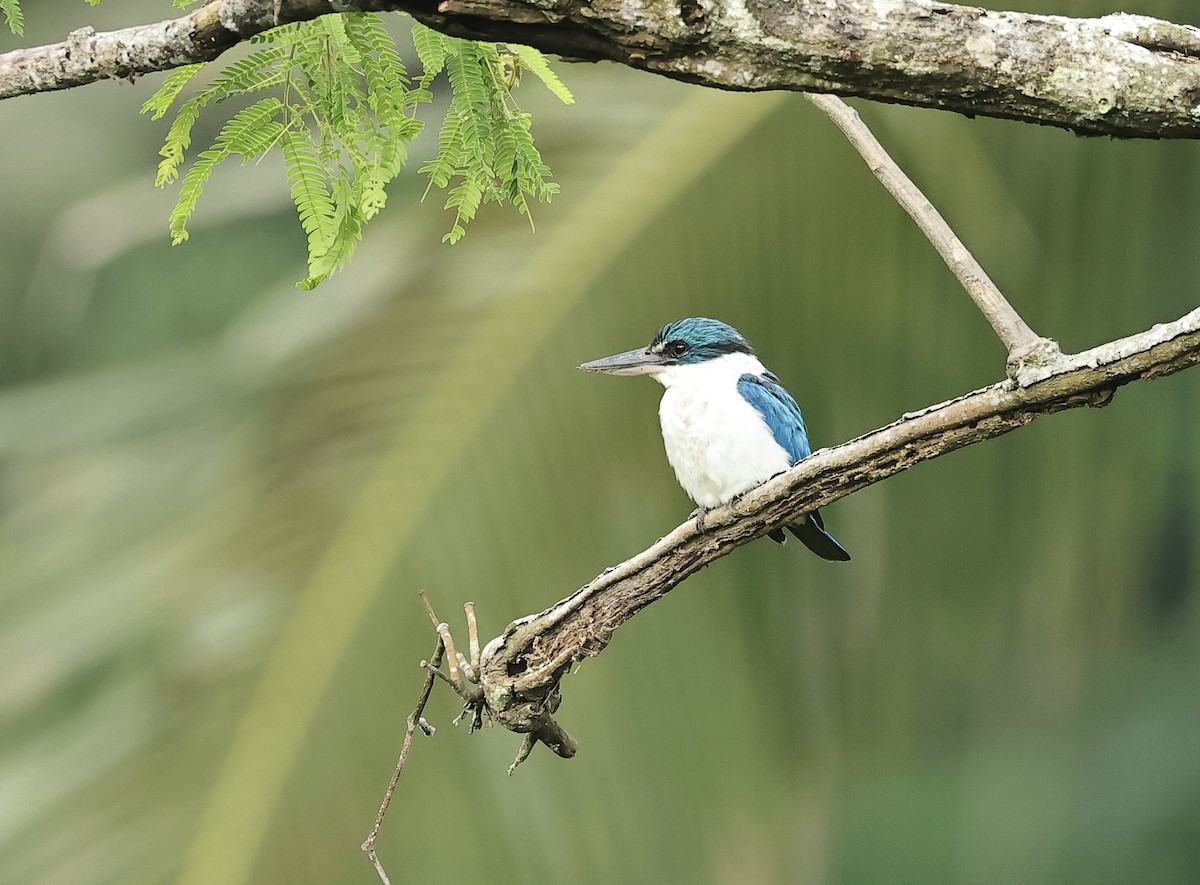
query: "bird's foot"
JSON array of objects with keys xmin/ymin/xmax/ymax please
[{"xmin": 690, "ymin": 506, "xmax": 709, "ymax": 534}]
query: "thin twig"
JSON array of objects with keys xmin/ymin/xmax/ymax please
[
  {"xmin": 465, "ymin": 601, "xmax": 480, "ymax": 671},
  {"xmin": 361, "ymin": 635, "xmax": 445, "ymax": 884},
  {"xmin": 419, "ymin": 590, "xmax": 439, "ymax": 628},
  {"xmin": 805, "ymin": 93, "xmax": 1060, "ymax": 370},
  {"xmin": 421, "ymin": 659, "xmax": 459, "ymax": 691}
]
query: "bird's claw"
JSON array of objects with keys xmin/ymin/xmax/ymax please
[{"xmin": 690, "ymin": 506, "xmax": 708, "ymax": 534}]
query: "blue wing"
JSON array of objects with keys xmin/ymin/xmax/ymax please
[
  {"xmin": 736, "ymin": 371, "xmax": 811, "ymax": 465},
  {"xmin": 738, "ymin": 372, "xmax": 850, "ymax": 561}
]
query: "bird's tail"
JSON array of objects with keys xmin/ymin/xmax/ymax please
[{"xmin": 780, "ymin": 511, "xmax": 851, "ymax": 561}]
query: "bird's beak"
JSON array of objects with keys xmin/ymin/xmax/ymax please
[{"xmin": 578, "ymin": 347, "xmax": 667, "ymax": 376}]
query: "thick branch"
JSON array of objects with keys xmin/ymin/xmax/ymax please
[
  {"xmin": 473, "ymin": 305, "xmax": 1200, "ymax": 739},
  {"xmin": 2, "ymin": 0, "xmax": 1200, "ymax": 138}
]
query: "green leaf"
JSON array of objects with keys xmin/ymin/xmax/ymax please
[
  {"xmin": 507, "ymin": 110, "xmax": 557, "ymax": 201},
  {"xmin": 413, "ymin": 35, "xmax": 566, "ymax": 242},
  {"xmin": 145, "ymin": 14, "xmax": 566, "ymax": 282},
  {"xmin": 140, "ymin": 64, "xmax": 204, "ymax": 121},
  {"xmin": 508, "ymin": 44, "xmax": 575, "ymax": 105},
  {"xmin": 346, "ymin": 13, "xmax": 417, "ymax": 133},
  {"xmin": 281, "ymin": 126, "xmax": 337, "ymax": 282},
  {"xmin": 445, "ymin": 43, "xmax": 498, "ymax": 176},
  {"xmin": 354, "ymin": 155, "xmax": 389, "ymax": 222},
  {"xmin": 207, "ymin": 44, "xmax": 291, "ymax": 97},
  {"xmin": 302, "ymin": 174, "xmax": 363, "ymax": 289},
  {"xmin": 156, "ymin": 102, "xmax": 204, "ymax": 187},
  {"xmin": 321, "ymin": 15, "xmax": 360, "ymax": 66},
  {"xmin": 153, "ymin": 46, "xmax": 291, "ymax": 186},
  {"xmin": 411, "ymin": 24, "xmax": 448, "ymax": 90},
  {"xmin": 419, "ymin": 111, "xmax": 463, "ymax": 191},
  {"xmin": 1, "ymin": 0, "xmax": 23, "ymax": 36},
  {"xmin": 168, "ymin": 98, "xmax": 284, "ymax": 244},
  {"xmin": 441, "ymin": 173, "xmax": 485, "ymax": 244}
]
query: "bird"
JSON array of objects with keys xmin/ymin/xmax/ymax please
[{"xmin": 579, "ymin": 317, "xmax": 850, "ymax": 561}]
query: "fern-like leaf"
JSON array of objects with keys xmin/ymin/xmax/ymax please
[
  {"xmin": 412, "ymin": 24, "xmax": 448, "ymax": 91},
  {"xmin": 445, "ymin": 44, "xmax": 497, "ymax": 177},
  {"xmin": 346, "ymin": 13, "xmax": 414, "ymax": 136},
  {"xmin": 145, "ymin": 14, "xmax": 569, "ymax": 280},
  {"xmin": 354, "ymin": 157, "xmax": 389, "ymax": 222},
  {"xmin": 140, "ymin": 65, "xmax": 204, "ymax": 121},
  {"xmin": 1, "ymin": 0, "xmax": 24, "ymax": 36},
  {"xmin": 507, "ymin": 110, "xmax": 558, "ymax": 202},
  {"xmin": 492, "ymin": 115, "xmax": 527, "ymax": 215},
  {"xmin": 168, "ymin": 98, "xmax": 284, "ymax": 244},
  {"xmin": 156, "ymin": 103, "xmax": 205, "ymax": 187},
  {"xmin": 419, "ymin": 112, "xmax": 464, "ymax": 191},
  {"xmin": 508, "ymin": 44, "xmax": 575, "ymax": 105},
  {"xmin": 207, "ymin": 45, "xmax": 291, "ymax": 97},
  {"xmin": 442, "ymin": 173, "xmax": 486, "ymax": 244},
  {"xmin": 281, "ymin": 126, "xmax": 337, "ymax": 275},
  {"xmin": 301, "ymin": 174, "xmax": 363, "ymax": 289},
  {"xmin": 321, "ymin": 18, "xmax": 368, "ymax": 141},
  {"xmin": 154, "ymin": 46, "xmax": 290, "ymax": 186}
]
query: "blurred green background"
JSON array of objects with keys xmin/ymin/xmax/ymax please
[{"xmin": 3, "ymin": 1, "xmax": 1200, "ymax": 883}]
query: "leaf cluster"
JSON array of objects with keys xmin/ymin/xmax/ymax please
[
  {"xmin": 140, "ymin": 14, "xmax": 573, "ymax": 288},
  {"xmin": 414, "ymin": 28, "xmax": 573, "ymax": 243}
]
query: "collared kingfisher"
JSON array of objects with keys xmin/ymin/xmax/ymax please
[{"xmin": 580, "ymin": 317, "xmax": 850, "ymax": 561}]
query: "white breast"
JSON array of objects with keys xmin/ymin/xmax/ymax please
[{"xmin": 655, "ymin": 353, "xmax": 793, "ymax": 509}]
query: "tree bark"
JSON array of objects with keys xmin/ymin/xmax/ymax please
[{"xmin": 2, "ymin": 0, "xmax": 1199, "ymax": 138}]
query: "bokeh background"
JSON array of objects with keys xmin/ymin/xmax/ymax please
[{"xmin": 3, "ymin": 1, "xmax": 1200, "ymax": 882}]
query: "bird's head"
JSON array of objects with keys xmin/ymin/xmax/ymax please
[{"xmin": 579, "ymin": 317, "xmax": 755, "ymax": 377}]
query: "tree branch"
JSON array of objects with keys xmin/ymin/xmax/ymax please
[
  {"xmin": 806, "ymin": 93, "xmax": 1059, "ymax": 371},
  {"xmin": 464, "ymin": 304, "xmax": 1200, "ymax": 753},
  {"xmin": 2, "ymin": 0, "xmax": 1200, "ymax": 138}
]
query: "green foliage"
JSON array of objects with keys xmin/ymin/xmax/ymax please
[
  {"xmin": 167, "ymin": 97, "xmax": 285, "ymax": 245},
  {"xmin": 143, "ymin": 14, "xmax": 573, "ymax": 288},
  {"xmin": 412, "ymin": 23, "xmax": 448, "ymax": 92},
  {"xmin": 413, "ymin": 27, "xmax": 567, "ymax": 243},
  {"xmin": 140, "ymin": 65, "xmax": 203, "ymax": 121},
  {"xmin": 1, "ymin": 0, "xmax": 23, "ymax": 36},
  {"xmin": 509, "ymin": 44, "xmax": 575, "ymax": 105}
]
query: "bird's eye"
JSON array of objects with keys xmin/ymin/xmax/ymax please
[{"xmin": 666, "ymin": 340, "xmax": 689, "ymax": 359}]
